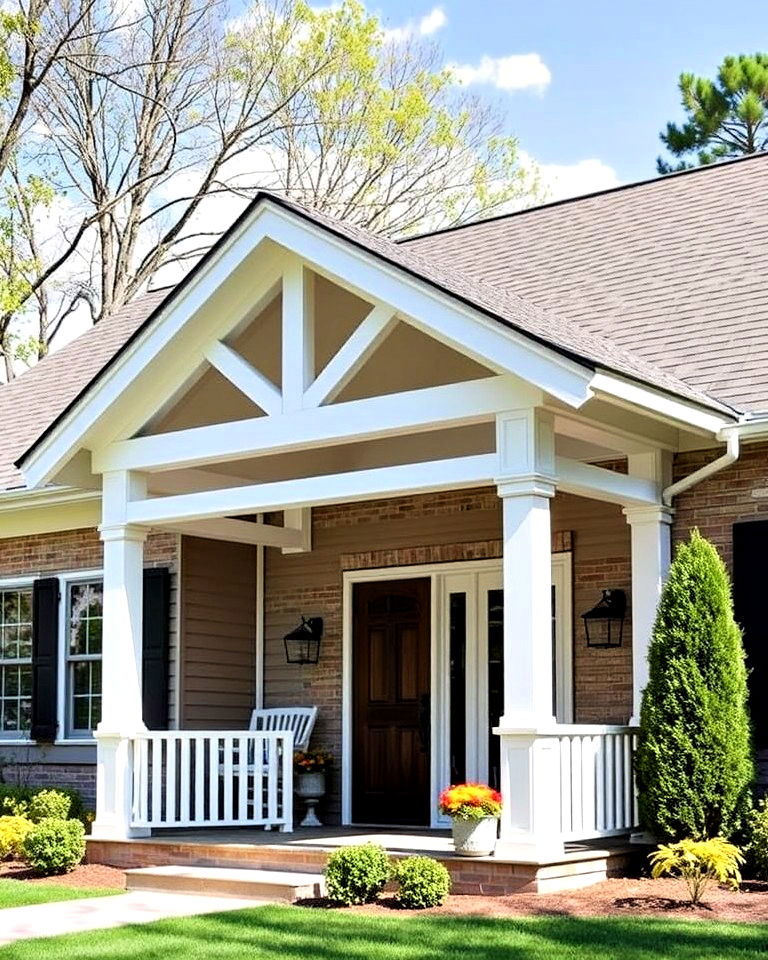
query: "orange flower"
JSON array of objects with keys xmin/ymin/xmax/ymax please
[{"xmin": 438, "ymin": 782, "xmax": 502, "ymax": 820}]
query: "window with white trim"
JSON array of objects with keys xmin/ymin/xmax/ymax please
[
  {"xmin": 66, "ymin": 580, "xmax": 103, "ymax": 737},
  {"xmin": 0, "ymin": 585, "xmax": 33, "ymax": 738}
]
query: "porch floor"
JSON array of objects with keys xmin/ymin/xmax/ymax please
[{"xmin": 86, "ymin": 828, "xmax": 643, "ymax": 896}]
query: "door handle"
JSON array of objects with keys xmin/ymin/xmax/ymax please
[{"xmin": 418, "ymin": 693, "xmax": 430, "ymax": 754}]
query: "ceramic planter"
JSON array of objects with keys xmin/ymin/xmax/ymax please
[{"xmin": 451, "ymin": 815, "xmax": 498, "ymax": 856}]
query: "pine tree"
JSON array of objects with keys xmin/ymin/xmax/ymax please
[
  {"xmin": 636, "ymin": 529, "xmax": 753, "ymax": 841},
  {"xmin": 657, "ymin": 54, "xmax": 768, "ymax": 173}
]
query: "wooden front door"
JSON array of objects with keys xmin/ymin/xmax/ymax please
[{"xmin": 352, "ymin": 578, "xmax": 431, "ymax": 825}]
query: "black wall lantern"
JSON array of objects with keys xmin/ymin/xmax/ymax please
[
  {"xmin": 581, "ymin": 590, "xmax": 626, "ymax": 649},
  {"xmin": 284, "ymin": 617, "xmax": 324, "ymax": 664}
]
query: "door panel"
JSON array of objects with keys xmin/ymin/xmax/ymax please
[{"xmin": 353, "ymin": 578, "xmax": 431, "ymax": 825}]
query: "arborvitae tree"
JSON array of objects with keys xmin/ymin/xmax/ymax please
[
  {"xmin": 636, "ymin": 529, "xmax": 753, "ymax": 841},
  {"xmin": 657, "ymin": 54, "xmax": 768, "ymax": 173}
]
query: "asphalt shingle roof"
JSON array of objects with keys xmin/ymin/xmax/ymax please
[{"xmin": 3, "ymin": 159, "xmax": 761, "ymax": 493}]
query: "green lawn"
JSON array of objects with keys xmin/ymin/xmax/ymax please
[
  {"xmin": 0, "ymin": 877, "xmax": 121, "ymax": 910},
  {"xmin": 0, "ymin": 905, "xmax": 766, "ymax": 959}
]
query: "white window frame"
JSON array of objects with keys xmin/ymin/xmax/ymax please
[
  {"xmin": 0, "ymin": 576, "xmax": 35, "ymax": 744},
  {"xmin": 56, "ymin": 569, "xmax": 103, "ymax": 744},
  {"xmin": 341, "ymin": 557, "xmax": 573, "ymax": 828}
]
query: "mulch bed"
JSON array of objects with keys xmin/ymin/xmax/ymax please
[
  {"xmin": 298, "ymin": 877, "xmax": 768, "ymax": 923},
  {"xmin": 0, "ymin": 861, "xmax": 126, "ymax": 889}
]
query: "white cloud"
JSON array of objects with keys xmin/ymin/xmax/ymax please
[
  {"xmin": 529, "ymin": 156, "xmax": 621, "ymax": 202},
  {"xmin": 384, "ymin": 6, "xmax": 447, "ymax": 43},
  {"xmin": 451, "ymin": 53, "xmax": 551, "ymax": 94}
]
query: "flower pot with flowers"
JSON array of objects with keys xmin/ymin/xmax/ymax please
[
  {"xmin": 294, "ymin": 751, "xmax": 333, "ymax": 827},
  {"xmin": 438, "ymin": 783, "xmax": 502, "ymax": 856}
]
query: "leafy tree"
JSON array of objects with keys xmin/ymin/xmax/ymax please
[
  {"xmin": 0, "ymin": 0, "xmax": 539, "ymax": 380},
  {"xmin": 658, "ymin": 54, "xmax": 768, "ymax": 173},
  {"xmin": 636, "ymin": 530, "xmax": 753, "ymax": 841}
]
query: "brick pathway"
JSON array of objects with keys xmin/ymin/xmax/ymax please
[{"xmin": 0, "ymin": 891, "xmax": 263, "ymax": 945}]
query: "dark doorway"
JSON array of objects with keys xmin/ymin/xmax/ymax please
[{"xmin": 352, "ymin": 578, "xmax": 431, "ymax": 825}]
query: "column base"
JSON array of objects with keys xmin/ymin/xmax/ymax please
[
  {"xmin": 495, "ymin": 834, "xmax": 566, "ymax": 864},
  {"xmin": 90, "ymin": 823, "xmax": 151, "ymax": 841}
]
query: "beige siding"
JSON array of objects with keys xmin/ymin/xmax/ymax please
[{"xmin": 178, "ymin": 536, "xmax": 257, "ymax": 728}]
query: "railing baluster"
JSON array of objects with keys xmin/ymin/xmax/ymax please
[
  {"xmin": 151, "ymin": 737, "xmax": 162, "ymax": 825},
  {"xmin": 223, "ymin": 736, "xmax": 234, "ymax": 823},
  {"xmin": 194, "ymin": 736, "xmax": 205, "ymax": 823},
  {"xmin": 237, "ymin": 735, "xmax": 248, "ymax": 822},
  {"xmin": 208, "ymin": 735, "xmax": 219, "ymax": 824},
  {"xmin": 267, "ymin": 734, "xmax": 278, "ymax": 823},
  {"xmin": 180, "ymin": 738, "xmax": 190, "ymax": 825},
  {"xmin": 166, "ymin": 736, "xmax": 177, "ymax": 826}
]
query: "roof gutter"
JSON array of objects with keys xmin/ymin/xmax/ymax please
[{"xmin": 662, "ymin": 430, "xmax": 740, "ymax": 507}]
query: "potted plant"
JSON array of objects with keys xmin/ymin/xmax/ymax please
[
  {"xmin": 439, "ymin": 783, "xmax": 502, "ymax": 857},
  {"xmin": 294, "ymin": 750, "xmax": 333, "ymax": 827}
]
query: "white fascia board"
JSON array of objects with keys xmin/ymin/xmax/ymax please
[
  {"xmin": 126, "ymin": 453, "xmax": 498, "ymax": 526},
  {"xmin": 590, "ymin": 371, "xmax": 735, "ymax": 437},
  {"xmin": 0, "ymin": 488, "xmax": 101, "ymax": 539},
  {"xmin": 93, "ymin": 375, "xmax": 536, "ymax": 474},
  {"xmin": 0, "ymin": 485, "xmax": 99, "ymax": 511},
  {"xmin": 21, "ymin": 198, "xmax": 594, "ymax": 490},
  {"xmin": 555, "ymin": 456, "xmax": 659, "ymax": 507},
  {"xmin": 20, "ymin": 223, "xmax": 286, "ymax": 490}
]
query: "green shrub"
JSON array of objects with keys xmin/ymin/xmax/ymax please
[
  {"xmin": 28, "ymin": 789, "xmax": 72, "ymax": 823},
  {"xmin": 22, "ymin": 818, "xmax": 86, "ymax": 875},
  {"xmin": 635, "ymin": 530, "xmax": 754, "ymax": 841},
  {"xmin": 0, "ymin": 786, "xmax": 84, "ymax": 824},
  {"xmin": 745, "ymin": 797, "xmax": 768, "ymax": 879},
  {"xmin": 324, "ymin": 843, "xmax": 391, "ymax": 905},
  {"xmin": 394, "ymin": 856, "xmax": 451, "ymax": 909},
  {"xmin": 649, "ymin": 837, "xmax": 744, "ymax": 905},
  {"xmin": 0, "ymin": 816, "xmax": 33, "ymax": 860}
]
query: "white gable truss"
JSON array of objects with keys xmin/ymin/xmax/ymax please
[{"xmin": 17, "ymin": 196, "xmax": 730, "ymax": 547}]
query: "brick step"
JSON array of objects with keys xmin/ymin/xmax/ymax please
[{"xmin": 125, "ymin": 864, "xmax": 326, "ymax": 902}]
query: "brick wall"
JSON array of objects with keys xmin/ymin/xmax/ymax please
[{"xmin": 0, "ymin": 526, "xmax": 178, "ymax": 798}]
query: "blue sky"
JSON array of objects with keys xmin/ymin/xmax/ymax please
[{"xmin": 370, "ymin": 0, "xmax": 766, "ymax": 195}]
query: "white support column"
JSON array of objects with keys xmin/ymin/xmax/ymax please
[
  {"xmin": 91, "ymin": 471, "xmax": 150, "ymax": 840},
  {"xmin": 494, "ymin": 409, "xmax": 563, "ymax": 861},
  {"xmin": 623, "ymin": 505, "xmax": 673, "ymax": 724}
]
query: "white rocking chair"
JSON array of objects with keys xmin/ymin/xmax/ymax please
[{"xmin": 248, "ymin": 706, "xmax": 318, "ymax": 751}]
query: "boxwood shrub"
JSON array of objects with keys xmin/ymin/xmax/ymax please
[
  {"xmin": 394, "ymin": 856, "xmax": 451, "ymax": 909},
  {"xmin": 0, "ymin": 815, "xmax": 33, "ymax": 860},
  {"xmin": 22, "ymin": 818, "xmax": 86, "ymax": 875},
  {"xmin": 324, "ymin": 843, "xmax": 391, "ymax": 905}
]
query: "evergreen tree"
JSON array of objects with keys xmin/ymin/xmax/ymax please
[
  {"xmin": 636, "ymin": 529, "xmax": 753, "ymax": 841},
  {"xmin": 657, "ymin": 54, "xmax": 768, "ymax": 173}
]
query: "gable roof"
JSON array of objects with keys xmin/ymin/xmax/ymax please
[
  {"xmin": 1, "ymin": 179, "xmax": 746, "ymax": 493},
  {"xmin": 403, "ymin": 153, "xmax": 768, "ymax": 413}
]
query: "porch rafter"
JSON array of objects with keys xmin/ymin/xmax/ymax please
[
  {"xmin": 154, "ymin": 516, "xmax": 306, "ymax": 550},
  {"xmin": 554, "ymin": 456, "xmax": 660, "ymax": 507},
  {"xmin": 92, "ymin": 375, "xmax": 538, "ymax": 475}
]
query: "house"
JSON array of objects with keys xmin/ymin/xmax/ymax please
[{"xmin": 0, "ymin": 155, "xmax": 767, "ymax": 880}]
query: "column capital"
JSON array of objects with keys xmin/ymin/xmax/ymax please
[
  {"xmin": 98, "ymin": 522, "xmax": 149, "ymax": 544},
  {"xmin": 622, "ymin": 504, "xmax": 674, "ymax": 526},
  {"xmin": 496, "ymin": 476, "xmax": 556, "ymax": 500}
]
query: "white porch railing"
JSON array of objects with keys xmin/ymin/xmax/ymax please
[
  {"xmin": 129, "ymin": 730, "xmax": 294, "ymax": 831},
  {"xmin": 552, "ymin": 725, "xmax": 638, "ymax": 841}
]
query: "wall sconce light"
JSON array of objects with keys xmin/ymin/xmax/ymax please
[
  {"xmin": 581, "ymin": 590, "xmax": 626, "ymax": 649},
  {"xmin": 284, "ymin": 617, "xmax": 324, "ymax": 664}
]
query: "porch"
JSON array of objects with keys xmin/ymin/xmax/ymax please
[{"xmin": 87, "ymin": 825, "xmax": 643, "ymax": 896}]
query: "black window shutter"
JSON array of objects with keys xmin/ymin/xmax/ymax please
[
  {"xmin": 142, "ymin": 567, "xmax": 171, "ymax": 730},
  {"xmin": 31, "ymin": 577, "xmax": 60, "ymax": 742},
  {"xmin": 733, "ymin": 521, "xmax": 768, "ymax": 746}
]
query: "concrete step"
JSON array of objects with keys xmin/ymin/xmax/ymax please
[{"xmin": 125, "ymin": 864, "xmax": 326, "ymax": 902}]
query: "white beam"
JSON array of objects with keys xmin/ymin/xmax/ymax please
[
  {"xmin": 205, "ymin": 341, "xmax": 282, "ymax": 415},
  {"xmin": 158, "ymin": 517, "xmax": 305, "ymax": 550},
  {"xmin": 304, "ymin": 304, "xmax": 398, "ymax": 407},
  {"xmin": 282, "ymin": 261, "xmax": 314, "ymax": 412},
  {"xmin": 94, "ymin": 375, "xmax": 535, "ymax": 475},
  {"xmin": 281, "ymin": 507, "xmax": 312, "ymax": 554},
  {"xmin": 555, "ymin": 456, "xmax": 660, "ymax": 506},
  {"xmin": 125, "ymin": 453, "xmax": 498, "ymax": 526}
]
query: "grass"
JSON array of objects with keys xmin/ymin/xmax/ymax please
[
  {"xmin": 0, "ymin": 877, "xmax": 121, "ymax": 910},
  {"xmin": 0, "ymin": 905, "xmax": 767, "ymax": 959}
]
